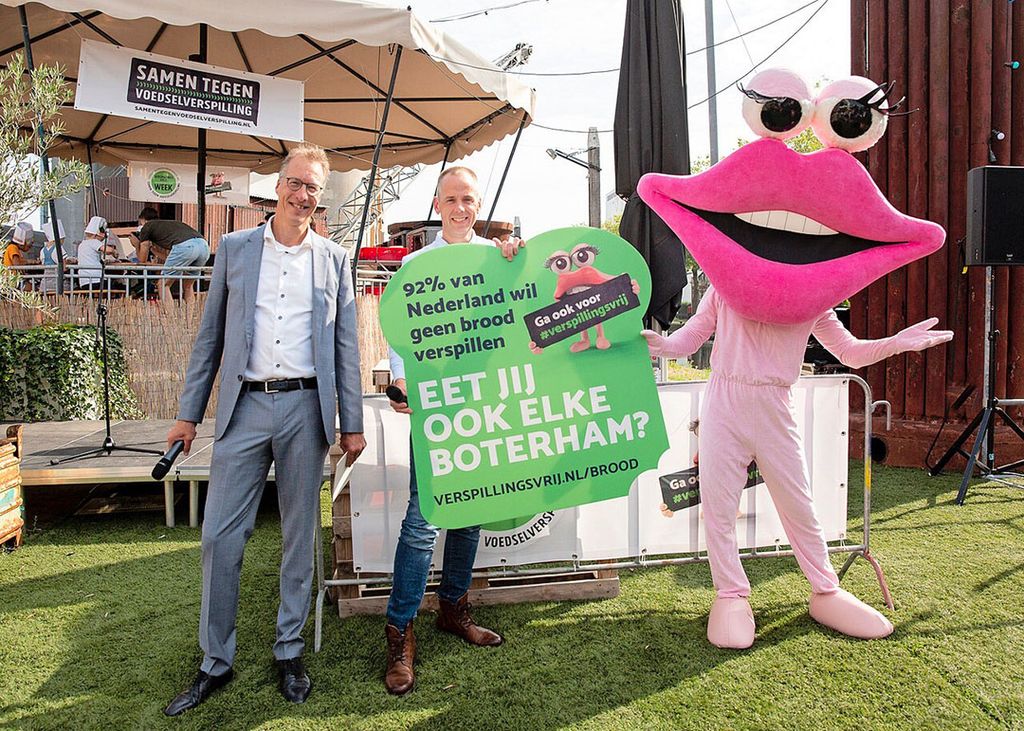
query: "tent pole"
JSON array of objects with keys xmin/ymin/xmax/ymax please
[
  {"xmin": 425, "ymin": 141, "xmax": 453, "ymax": 221},
  {"xmin": 352, "ymin": 46, "xmax": 403, "ymax": 289},
  {"xmin": 195, "ymin": 24, "xmax": 208, "ymax": 240},
  {"xmin": 482, "ymin": 111, "xmax": 527, "ymax": 240},
  {"xmin": 86, "ymin": 144, "xmax": 99, "ymax": 217},
  {"xmin": 19, "ymin": 5, "xmax": 66, "ymax": 296}
]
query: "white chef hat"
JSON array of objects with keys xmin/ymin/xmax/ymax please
[
  {"xmin": 12, "ymin": 221, "xmax": 33, "ymax": 244},
  {"xmin": 84, "ymin": 216, "xmax": 108, "ymax": 235},
  {"xmin": 42, "ymin": 220, "xmax": 65, "ymax": 242}
]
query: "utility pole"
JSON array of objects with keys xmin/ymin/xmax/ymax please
[
  {"xmin": 705, "ymin": 0, "xmax": 719, "ymax": 164},
  {"xmin": 587, "ymin": 126, "xmax": 601, "ymax": 227}
]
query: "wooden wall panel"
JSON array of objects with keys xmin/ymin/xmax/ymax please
[
  {"xmin": 865, "ymin": 0, "xmax": 889, "ymax": 405},
  {"xmin": 947, "ymin": 0, "xmax": 972, "ymax": 400},
  {"xmin": 925, "ymin": 0, "xmax": 950, "ymax": 418},
  {"xmin": 852, "ymin": 0, "xmax": 1024, "ymax": 463},
  {"xmin": 849, "ymin": 0, "xmax": 869, "ymax": 411},
  {"xmin": 966, "ymin": 2, "xmax": 993, "ymax": 415},
  {"xmin": 904, "ymin": 0, "xmax": 928, "ymax": 420},
  {"xmin": 885, "ymin": 0, "xmax": 908, "ymax": 417}
]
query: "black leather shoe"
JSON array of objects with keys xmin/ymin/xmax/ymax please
[
  {"xmin": 164, "ymin": 669, "xmax": 233, "ymax": 716},
  {"xmin": 276, "ymin": 658, "xmax": 312, "ymax": 703}
]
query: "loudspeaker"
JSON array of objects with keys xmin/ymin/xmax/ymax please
[{"xmin": 966, "ymin": 165, "xmax": 1024, "ymax": 266}]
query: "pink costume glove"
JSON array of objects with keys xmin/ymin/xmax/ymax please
[
  {"xmin": 817, "ymin": 315, "xmax": 953, "ymax": 369},
  {"xmin": 640, "ymin": 292, "xmax": 718, "ymax": 359},
  {"xmin": 891, "ymin": 317, "xmax": 954, "ymax": 352}
]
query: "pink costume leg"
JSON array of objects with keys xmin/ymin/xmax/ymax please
[
  {"xmin": 699, "ymin": 378, "xmax": 757, "ymax": 599},
  {"xmin": 751, "ymin": 385, "xmax": 840, "ymax": 595},
  {"xmin": 754, "ymin": 386, "xmax": 892, "ymax": 639},
  {"xmin": 699, "ymin": 377, "xmax": 758, "ymax": 648}
]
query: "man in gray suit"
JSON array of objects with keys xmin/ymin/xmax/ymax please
[{"xmin": 164, "ymin": 143, "xmax": 365, "ymax": 715}]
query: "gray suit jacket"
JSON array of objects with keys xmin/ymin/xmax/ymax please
[{"xmin": 177, "ymin": 224, "xmax": 363, "ymax": 443}]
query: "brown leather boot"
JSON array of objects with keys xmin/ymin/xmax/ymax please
[
  {"xmin": 436, "ymin": 593, "xmax": 503, "ymax": 646},
  {"xmin": 384, "ymin": 623, "xmax": 416, "ymax": 695}
]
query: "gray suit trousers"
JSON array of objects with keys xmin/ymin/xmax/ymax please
[{"xmin": 199, "ymin": 388, "xmax": 328, "ymax": 675}]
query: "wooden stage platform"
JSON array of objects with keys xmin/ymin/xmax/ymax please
[{"xmin": 14, "ymin": 419, "xmax": 331, "ymax": 528}]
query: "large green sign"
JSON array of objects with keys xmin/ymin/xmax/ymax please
[{"xmin": 380, "ymin": 227, "xmax": 669, "ymax": 529}]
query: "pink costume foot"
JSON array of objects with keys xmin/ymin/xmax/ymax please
[
  {"xmin": 707, "ymin": 597, "xmax": 755, "ymax": 649},
  {"xmin": 569, "ymin": 334, "xmax": 592, "ymax": 353},
  {"xmin": 808, "ymin": 588, "xmax": 893, "ymax": 639}
]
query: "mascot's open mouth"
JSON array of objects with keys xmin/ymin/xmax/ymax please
[
  {"xmin": 637, "ymin": 138, "xmax": 946, "ymax": 324},
  {"xmin": 671, "ymin": 200, "xmax": 900, "ymax": 265}
]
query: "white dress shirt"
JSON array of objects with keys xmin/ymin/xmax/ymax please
[
  {"xmin": 388, "ymin": 230, "xmax": 493, "ymax": 381},
  {"xmin": 244, "ymin": 220, "xmax": 316, "ymax": 381}
]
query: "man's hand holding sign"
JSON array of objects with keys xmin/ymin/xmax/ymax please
[{"xmin": 380, "ymin": 226, "xmax": 668, "ymax": 530}]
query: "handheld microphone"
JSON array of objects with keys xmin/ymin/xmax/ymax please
[
  {"xmin": 385, "ymin": 385, "xmax": 408, "ymax": 404},
  {"xmin": 152, "ymin": 440, "xmax": 185, "ymax": 480}
]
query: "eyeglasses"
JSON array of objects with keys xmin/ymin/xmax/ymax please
[{"xmin": 283, "ymin": 176, "xmax": 324, "ymax": 196}]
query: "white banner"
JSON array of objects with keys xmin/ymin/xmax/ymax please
[
  {"xmin": 127, "ymin": 160, "xmax": 251, "ymax": 206},
  {"xmin": 350, "ymin": 377, "xmax": 851, "ymax": 572},
  {"xmin": 75, "ymin": 39, "xmax": 303, "ymax": 141}
]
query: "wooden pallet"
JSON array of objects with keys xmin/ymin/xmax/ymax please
[
  {"xmin": 0, "ymin": 425, "xmax": 24, "ymax": 548},
  {"xmin": 328, "ymin": 447, "xmax": 619, "ymax": 619}
]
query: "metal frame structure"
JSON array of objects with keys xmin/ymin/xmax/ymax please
[{"xmin": 312, "ymin": 375, "xmax": 894, "ymax": 651}]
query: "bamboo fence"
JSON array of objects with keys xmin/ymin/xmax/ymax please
[{"xmin": 1, "ymin": 295, "xmax": 389, "ymax": 419}]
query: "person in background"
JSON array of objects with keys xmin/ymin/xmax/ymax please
[
  {"xmin": 131, "ymin": 207, "xmax": 210, "ymax": 302},
  {"xmin": 77, "ymin": 216, "xmax": 117, "ymax": 291},
  {"xmin": 39, "ymin": 221, "xmax": 64, "ymax": 294},
  {"xmin": 3, "ymin": 222, "xmax": 34, "ymax": 268},
  {"xmin": 3, "ymin": 222, "xmax": 36, "ymax": 291}
]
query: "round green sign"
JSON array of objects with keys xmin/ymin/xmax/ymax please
[{"xmin": 148, "ymin": 168, "xmax": 179, "ymax": 198}]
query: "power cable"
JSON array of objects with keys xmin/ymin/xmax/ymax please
[
  {"xmin": 431, "ymin": 0, "xmax": 548, "ymax": 23},
  {"xmin": 424, "ymin": 0, "xmax": 825, "ymax": 77},
  {"xmin": 427, "ymin": 0, "xmax": 830, "ymax": 134},
  {"xmin": 687, "ymin": 0, "xmax": 831, "ymax": 109},
  {"xmin": 723, "ymin": 0, "xmax": 757, "ymax": 67},
  {"xmin": 687, "ymin": 0, "xmax": 822, "ymax": 55}
]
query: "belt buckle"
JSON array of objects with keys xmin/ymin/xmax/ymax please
[{"xmin": 264, "ymin": 380, "xmax": 285, "ymax": 393}]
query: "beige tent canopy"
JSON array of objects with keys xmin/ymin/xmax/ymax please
[{"xmin": 0, "ymin": 0, "xmax": 537, "ymax": 173}]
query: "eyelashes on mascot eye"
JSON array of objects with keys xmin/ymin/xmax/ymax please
[
  {"xmin": 738, "ymin": 85, "xmax": 805, "ymax": 133},
  {"xmin": 738, "ymin": 81, "xmax": 814, "ymax": 141},
  {"xmin": 829, "ymin": 81, "xmax": 912, "ymax": 139},
  {"xmin": 738, "ymin": 74, "xmax": 919, "ymax": 152}
]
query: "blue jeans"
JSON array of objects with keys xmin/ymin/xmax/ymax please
[
  {"xmin": 385, "ymin": 450, "xmax": 480, "ymax": 629},
  {"xmin": 162, "ymin": 237, "xmax": 210, "ymax": 276}
]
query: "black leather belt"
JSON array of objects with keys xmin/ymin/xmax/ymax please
[{"xmin": 242, "ymin": 377, "xmax": 318, "ymax": 393}]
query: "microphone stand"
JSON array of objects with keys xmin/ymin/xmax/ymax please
[{"xmin": 51, "ymin": 238, "xmax": 163, "ymax": 465}]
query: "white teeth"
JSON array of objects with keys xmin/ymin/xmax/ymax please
[{"xmin": 735, "ymin": 210, "xmax": 837, "ymax": 236}]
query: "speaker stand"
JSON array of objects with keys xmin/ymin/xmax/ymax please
[{"xmin": 929, "ymin": 266, "xmax": 1024, "ymax": 503}]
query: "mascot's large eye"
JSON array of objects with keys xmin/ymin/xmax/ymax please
[
  {"xmin": 571, "ymin": 245, "xmax": 597, "ymax": 267},
  {"xmin": 739, "ymin": 69, "xmax": 814, "ymax": 140},
  {"xmin": 546, "ymin": 253, "xmax": 571, "ymax": 274},
  {"xmin": 813, "ymin": 77, "xmax": 904, "ymax": 152}
]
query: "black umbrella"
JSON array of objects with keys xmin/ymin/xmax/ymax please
[{"xmin": 613, "ymin": 0, "xmax": 690, "ymax": 329}]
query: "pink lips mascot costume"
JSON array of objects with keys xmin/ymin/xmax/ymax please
[{"xmin": 638, "ymin": 69, "xmax": 953, "ymax": 649}]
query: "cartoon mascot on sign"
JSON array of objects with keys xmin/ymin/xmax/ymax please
[{"xmin": 638, "ymin": 69, "xmax": 952, "ymax": 648}]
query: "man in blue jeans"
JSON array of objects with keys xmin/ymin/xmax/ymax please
[
  {"xmin": 385, "ymin": 166, "xmax": 523, "ymax": 695},
  {"xmin": 132, "ymin": 207, "xmax": 210, "ymax": 302}
]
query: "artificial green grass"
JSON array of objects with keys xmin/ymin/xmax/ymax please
[{"xmin": 1, "ymin": 463, "xmax": 1022, "ymax": 730}]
